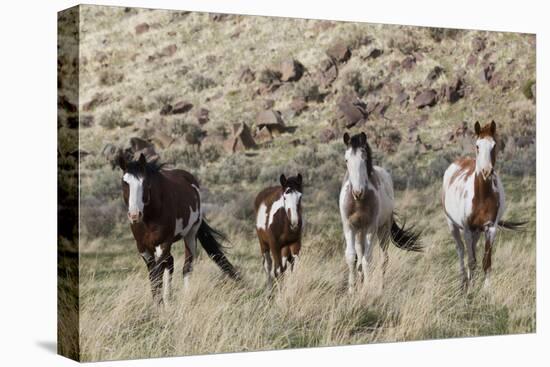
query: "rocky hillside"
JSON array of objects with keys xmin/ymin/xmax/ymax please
[{"xmin": 60, "ymin": 4, "xmax": 535, "ymax": 241}]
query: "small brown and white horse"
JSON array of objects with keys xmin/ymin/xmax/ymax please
[
  {"xmin": 340, "ymin": 132, "xmax": 422, "ymax": 293},
  {"xmin": 117, "ymin": 153, "xmax": 239, "ymax": 304},
  {"xmin": 443, "ymin": 121, "xmax": 524, "ymax": 290},
  {"xmin": 254, "ymin": 174, "xmax": 303, "ymax": 289}
]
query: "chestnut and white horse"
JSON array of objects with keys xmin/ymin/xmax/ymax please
[
  {"xmin": 255, "ymin": 174, "xmax": 303, "ymax": 289},
  {"xmin": 443, "ymin": 121, "xmax": 525, "ymax": 290},
  {"xmin": 117, "ymin": 153, "xmax": 239, "ymax": 304},
  {"xmin": 339, "ymin": 132, "xmax": 422, "ymax": 293}
]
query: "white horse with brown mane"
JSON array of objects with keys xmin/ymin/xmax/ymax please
[
  {"xmin": 339, "ymin": 132, "xmax": 422, "ymax": 293},
  {"xmin": 443, "ymin": 120, "xmax": 525, "ymax": 291}
]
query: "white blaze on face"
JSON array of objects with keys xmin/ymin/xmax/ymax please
[
  {"xmin": 475, "ymin": 137, "xmax": 495, "ymax": 179},
  {"xmin": 283, "ymin": 189, "xmax": 302, "ymax": 229},
  {"xmin": 123, "ymin": 173, "xmax": 145, "ymax": 218},
  {"xmin": 345, "ymin": 147, "xmax": 368, "ymax": 197}
]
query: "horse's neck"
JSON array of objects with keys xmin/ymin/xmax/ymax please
[
  {"xmin": 473, "ymin": 172, "xmax": 496, "ymax": 200},
  {"xmin": 143, "ymin": 174, "xmax": 164, "ymax": 222}
]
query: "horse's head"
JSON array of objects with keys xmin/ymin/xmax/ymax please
[
  {"xmin": 474, "ymin": 120, "xmax": 497, "ymax": 181},
  {"xmin": 279, "ymin": 173, "xmax": 303, "ymax": 230},
  {"xmin": 343, "ymin": 132, "xmax": 374, "ymax": 201},
  {"xmin": 117, "ymin": 153, "xmax": 153, "ymax": 224}
]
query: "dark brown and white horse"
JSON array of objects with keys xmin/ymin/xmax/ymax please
[
  {"xmin": 339, "ymin": 132, "xmax": 422, "ymax": 293},
  {"xmin": 443, "ymin": 121, "xmax": 525, "ymax": 290},
  {"xmin": 117, "ymin": 153, "xmax": 239, "ymax": 304},
  {"xmin": 254, "ymin": 174, "xmax": 303, "ymax": 289}
]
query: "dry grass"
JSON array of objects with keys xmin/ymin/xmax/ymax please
[
  {"xmin": 62, "ymin": 5, "xmax": 538, "ymax": 362},
  {"xmin": 78, "ymin": 180, "xmax": 535, "ymax": 362}
]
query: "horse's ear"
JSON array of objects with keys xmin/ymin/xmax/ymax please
[
  {"xmin": 359, "ymin": 132, "xmax": 367, "ymax": 146},
  {"xmin": 296, "ymin": 173, "xmax": 302, "ymax": 185},
  {"xmin": 343, "ymin": 132, "xmax": 350, "ymax": 146},
  {"xmin": 474, "ymin": 121, "xmax": 481, "ymax": 135},
  {"xmin": 280, "ymin": 174, "xmax": 287, "ymax": 187},
  {"xmin": 490, "ymin": 120, "xmax": 497, "ymax": 135},
  {"xmin": 117, "ymin": 154, "xmax": 127, "ymax": 171}
]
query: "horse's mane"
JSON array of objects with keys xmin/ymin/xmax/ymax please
[
  {"xmin": 125, "ymin": 158, "xmax": 167, "ymax": 177},
  {"xmin": 349, "ymin": 133, "xmax": 374, "ymax": 177}
]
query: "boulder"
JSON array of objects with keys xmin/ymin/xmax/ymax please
[
  {"xmin": 224, "ymin": 122, "xmax": 257, "ymax": 153},
  {"xmin": 263, "ymin": 99, "xmax": 275, "ymax": 110},
  {"xmin": 479, "ymin": 62, "xmax": 495, "ymax": 82},
  {"xmin": 256, "ymin": 110, "xmax": 286, "ymax": 135},
  {"xmin": 195, "ymin": 107, "xmax": 210, "ymax": 125},
  {"xmin": 326, "ymin": 41, "xmax": 351, "ymax": 63},
  {"xmin": 135, "ymin": 23, "xmax": 150, "ymax": 35},
  {"xmin": 441, "ymin": 77, "xmax": 465, "ymax": 103},
  {"xmin": 426, "ymin": 66, "xmax": 444, "ymax": 85},
  {"xmin": 129, "ymin": 137, "xmax": 160, "ymax": 161},
  {"xmin": 171, "ymin": 100, "xmax": 194, "ymax": 114},
  {"xmin": 316, "ymin": 58, "xmax": 338, "ymax": 88},
  {"xmin": 395, "ymin": 91, "xmax": 410, "ymax": 108},
  {"xmin": 335, "ymin": 95, "xmax": 368, "ymax": 128},
  {"xmin": 280, "ymin": 59, "xmax": 304, "ymax": 82},
  {"xmin": 414, "ymin": 89, "xmax": 437, "ymax": 109},
  {"xmin": 289, "ymin": 97, "xmax": 308, "ymax": 116},
  {"xmin": 255, "ymin": 126, "xmax": 273, "ymax": 143},
  {"xmin": 364, "ymin": 47, "xmax": 383, "ymax": 60}
]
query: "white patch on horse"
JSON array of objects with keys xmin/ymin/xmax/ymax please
[
  {"xmin": 154, "ymin": 245, "xmax": 163, "ymax": 260},
  {"xmin": 174, "ymin": 205, "xmax": 200, "ymax": 238},
  {"xmin": 256, "ymin": 203, "xmax": 268, "ymax": 230},
  {"xmin": 268, "ymin": 196, "xmax": 285, "ymax": 227},
  {"xmin": 345, "ymin": 147, "xmax": 368, "ymax": 197},
  {"xmin": 162, "ymin": 268, "xmax": 171, "ymax": 303},
  {"xmin": 283, "ymin": 190, "xmax": 302, "ymax": 228},
  {"xmin": 475, "ymin": 137, "xmax": 496, "ymax": 178},
  {"xmin": 443, "ymin": 163, "xmax": 475, "ymax": 228},
  {"xmin": 123, "ymin": 173, "xmax": 144, "ymax": 216}
]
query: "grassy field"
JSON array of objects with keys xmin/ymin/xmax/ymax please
[{"xmin": 60, "ymin": 5, "xmax": 536, "ymax": 362}]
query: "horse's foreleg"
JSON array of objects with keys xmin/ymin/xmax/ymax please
[
  {"xmin": 449, "ymin": 222, "xmax": 467, "ymax": 290},
  {"xmin": 464, "ymin": 229, "xmax": 480, "ymax": 290},
  {"xmin": 361, "ymin": 232, "xmax": 375, "ymax": 290},
  {"xmin": 344, "ymin": 225, "xmax": 357, "ymax": 293},
  {"xmin": 140, "ymin": 250, "xmax": 160, "ymax": 302},
  {"xmin": 262, "ymin": 250, "xmax": 273, "ymax": 290},
  {"xmin": 182, "ymin": 225, "xmax": 199, "ymax": 291},
  {"xmin": 287, "ymin": 241, "xmax": 301, "ymax": 272},
  {"xmin": 354, "ymin": 231, "xmax": 366, "ymax": 284},
  {"xmin": 482, "ymin": 226, "xmax": 497, "ymax": 289},
  {"xmin": 152, "ymin": 244, "xmax": 173, "ymax": 305},
  {"xmin": 270, "ymin": 245, "xmax": 283, "ymax": 280}
]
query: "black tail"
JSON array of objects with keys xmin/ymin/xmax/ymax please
[
  {"xmin": 498, "ymin": 220, "xmax": 528, "ymax": 231},
  {"xmin": 197, "ymin": 220, "xmax": 240, "ymax": 280},
  {"xmin": 390, "ymin": 216, "xmax": 423, "ymax": 252}
]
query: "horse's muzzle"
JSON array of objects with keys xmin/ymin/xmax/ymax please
[{"xmin": 128, "ymin": 211, "xmax": 143, "ymax": 224}]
